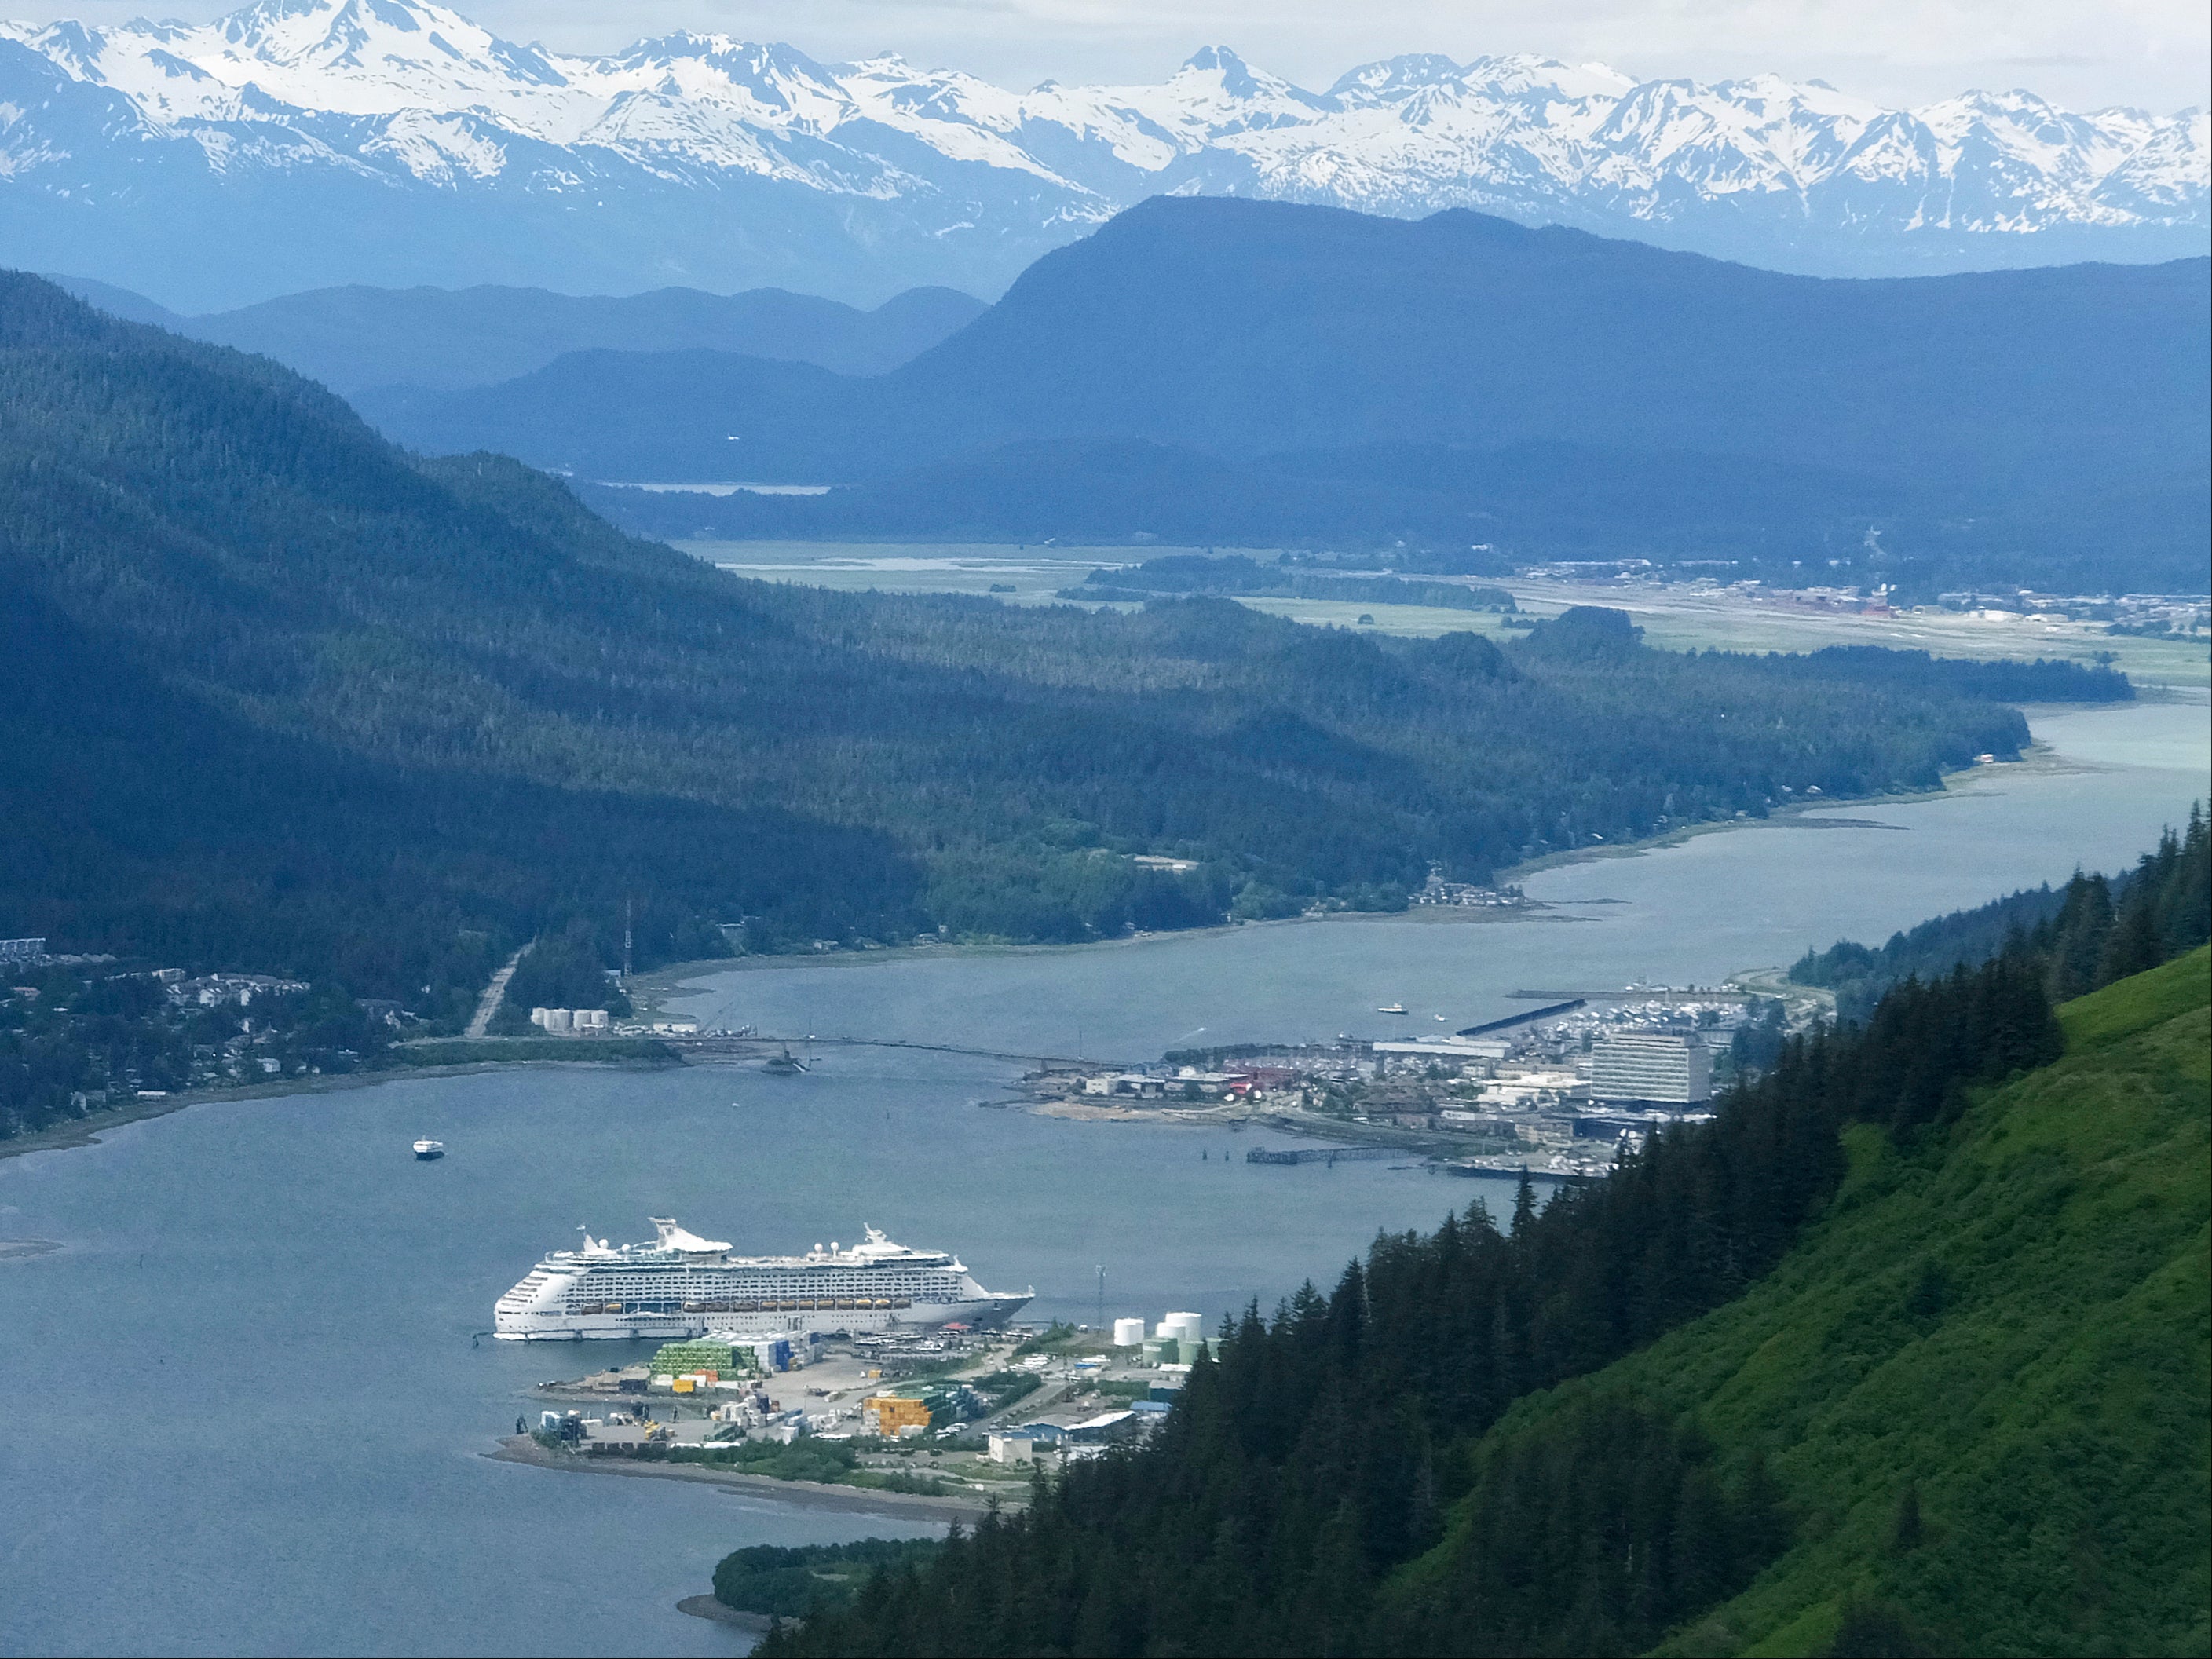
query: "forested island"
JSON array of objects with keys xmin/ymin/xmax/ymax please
[
  {"xmin": 735, "ymin": 832, "xmax": 2210, "ymax": 1656},
  {"xmin": 0, "ymin": 272, "xmax": 2139, "ymax": 1140}
]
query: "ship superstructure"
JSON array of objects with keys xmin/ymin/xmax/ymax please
[{"xmin": 494, "ymin": 1219, "xmax": 1031, "ymax": 1341}]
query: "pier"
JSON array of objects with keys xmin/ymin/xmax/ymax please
[
  {"xmin": 1245, "ymin": 1146, "xmax": 1401, "ymax": 1166},
  {"xmin": 1506, "ymin": 988, "xmax": 1754, "ymax": 1006},
  {"xmin": 1455, "ymin": 999, "xmax": 1585, "ymax": 1036},
  {"xmin": 676, "ymin": 1034, "xmax": 1130, "ymax": 1069}
]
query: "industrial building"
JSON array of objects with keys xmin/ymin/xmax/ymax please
[{"xmin": 1589, "ymin": 1032, "xmax": 1712, "ymax": 1106}]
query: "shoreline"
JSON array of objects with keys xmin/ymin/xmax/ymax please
[
  {"xmin": 676, "ymin": 1595, "xmax": 772, "ymax": 1632},
  {"xmin": 635, "ymin": 740, "xmax": 2095, "ymax": 1010},
  {"xmin": 7, "ymin": 713, "xmax": 2162, "ymax": 1169},
  {"xmin": 1495, "ymin": 735, "xmax": 2097, "ymax": 881},
  {"xmin": 484, "ymin": 1435, "xmax": 999, "ymax": 1522}
]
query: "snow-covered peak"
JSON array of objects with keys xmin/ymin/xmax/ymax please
[
  {"xmin": 1329, "ymin": 54, "xmax": 1462, "ymax": 99},
  {"xmin": 1455, "ymin": 54, "xmax": 1635, "ymax": 103},
  {"xmin": 23, "ymin": 0, "xmax": 587, "ymax": 123},
  {"xmin": 1150, "ymin": 44, "xmax": 1336, "ymax": 126},
  {"xmin": 2, "ymin": 0, "xmax": 2201, "ymax": 291}
]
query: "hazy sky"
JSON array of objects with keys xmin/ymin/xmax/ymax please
[{"xmin": 14, "ymin": 0, "xmax": 2210, "ymax": 111}]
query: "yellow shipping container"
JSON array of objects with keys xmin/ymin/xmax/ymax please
[
  {"xmin": 861, "ymin": 1394, "xmax": 932, "ymax": 1435},
  {"xmin": 672, "ymin": 1378, "xmax": 695, "ymax": 1394}
]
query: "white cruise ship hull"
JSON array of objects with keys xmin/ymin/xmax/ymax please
[
  {"xmin": 493, "ymin": 1221, "xmax": 1031, "ymax": 1341},
  {"xmin": 494, "ymin": 1294, "xmax": 1026, "ymax": 1342}
]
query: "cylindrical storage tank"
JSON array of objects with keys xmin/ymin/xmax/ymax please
[
  {"xmin": 1113, "ymin": 1317, "xmax": 1146, "ymax": 1347},
  {"xmin": 1177, "ymin": 1338, "xmax": 1210, "ymax": 1365},
  {"xmin": 1164, "ymin": 1312, "xmax": 1205, "ymax": 1343},
  {"xmin": 1141, "ymin": 1337, "xmax": 1172, "ymax": 1365}
]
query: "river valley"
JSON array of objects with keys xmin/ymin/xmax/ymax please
[{"xmin": 0, "ymin": 693, "xmax": 2203, "ymax": 1657}]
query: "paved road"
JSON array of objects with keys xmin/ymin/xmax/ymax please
[{"xmin": 465, "ymin": 947, "xmax": 528, "ymax": 1039}]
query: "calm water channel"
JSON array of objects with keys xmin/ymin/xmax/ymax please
[{"xmin": 1, "ymin": 693, "xmax": 2203, "ymax": 1657}]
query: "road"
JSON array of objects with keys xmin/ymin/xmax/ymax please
[{"xmin": 465, "ymin": 947, "xmax": 528, "ymax": 1039}]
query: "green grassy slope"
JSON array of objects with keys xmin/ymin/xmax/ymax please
[{"xmin": 1400, "ymin": 946, "xmax": 2211, "ymax": 1657}]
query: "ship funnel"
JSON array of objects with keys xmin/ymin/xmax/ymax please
[{"xmin": 649, "ymin": 1216, "xmax": 732, "ymax": 1253}]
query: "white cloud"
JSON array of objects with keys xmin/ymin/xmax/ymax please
[{"xmin": 9, "ymin": 0, "xmax": 2205, "ymax": 111}]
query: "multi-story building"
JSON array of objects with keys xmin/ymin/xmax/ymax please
[{"xmin": 1589, "ymin": 1032, "xmax": 1713, "ymax": 1106}]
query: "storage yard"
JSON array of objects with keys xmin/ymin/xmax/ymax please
[{"xmin": 507, "ymin": 1316, "xmax": 1234, "ymax": 1507}]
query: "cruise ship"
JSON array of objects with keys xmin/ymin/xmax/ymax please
[{"xmin": 493, "ymin": 1219, "xmax": 1032, "ymax": 1341}]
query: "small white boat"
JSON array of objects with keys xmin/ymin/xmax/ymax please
[
  {"xmin": 1377, "ymin": 1003, "xmax": 1409, "ymax": 1015},
  {"xmin": 413, "ymin": 1138, "xmax": 445, "ymax": 1160}
]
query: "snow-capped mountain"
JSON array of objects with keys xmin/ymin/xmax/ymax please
[{"xmin": 2, "ymin": 0, "xmax": 2203, "ymax": 308}]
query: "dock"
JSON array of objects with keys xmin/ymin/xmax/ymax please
[
  {"xmin": 1508, "ymin": 988, "xmax": 1753, "ymax": 1006},
  {"xmin": 1455, "ymin": 999, "xmax": 1585, "ymax": 1036},
  {"xmin": 1245, "ymin": 1146, "xmax": 1402, "ymax": 1166}
]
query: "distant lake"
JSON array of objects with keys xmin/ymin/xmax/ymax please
[{"xmin": 0, "ymin": 692, "xmax": 2202, "ymax": 1658}]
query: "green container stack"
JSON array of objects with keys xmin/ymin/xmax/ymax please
[
  {"xmin": 649, "ymin": 1340, "xmax": 740, "ymax": 1376},
  {"xmin": 897, "ymin": 1382, "xmax": 966, "ymax": 1428}
]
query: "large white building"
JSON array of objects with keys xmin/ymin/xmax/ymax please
[{"xmin": 1590, "ymin": 1033, "xmax": 1713, "ymax": 1106}]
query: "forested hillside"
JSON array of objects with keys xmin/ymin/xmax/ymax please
[
  {"xmin": 758, "ymin": 864, "xmax": 2210, "ymax": 1657},
  {"xmin": 0, "ymin": 270, "xmax": 2121, "ymax": 1017}
]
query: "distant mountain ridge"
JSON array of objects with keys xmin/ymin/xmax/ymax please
[
  {"xmin": 2, "ymin": 0, "xmax": 2203, "ymax": 308},
  {"xmin": 42, "ymin": 276, "xmax": 984, "ymax": 393},
  {"xmin": 367, "ymin": 199, "xmax": 2210, "ymax": 592}
]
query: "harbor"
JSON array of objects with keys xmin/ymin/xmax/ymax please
[
  {"xmin": 2, "ymin": 692, "xmax": 2200, "ymax": 1657},
  {"xmin": 1010, "ymin": 985, "xmax": 1757, "ymax": 1180}
]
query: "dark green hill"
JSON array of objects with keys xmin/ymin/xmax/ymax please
[
  {"xmin": 0, "ymin": 268, "xmax": 2122, "ymax": 1025},
  {"xmin": 1393, "ymin": 945, "xmax": 2210, "ymax": 1657}
]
